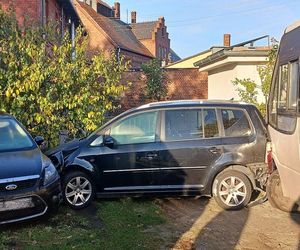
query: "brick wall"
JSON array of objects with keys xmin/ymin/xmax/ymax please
[
  {"xmin": 121, "ymin": 50, "xmax": 152, "ymax": 69},
  {"xmin": 0, "ymin": 0, "xmax": 64, "ymax": 27},
  {"xmin": 0, "ymin": 0, "xmax": 41, "ymax": 26},
  {"xmin": 119, "ymin": 68, "xmax": 208, "ymax": 112},
  {"xmin": 155, "ymin": 18, "xmax": 170, "ymax": 64}
]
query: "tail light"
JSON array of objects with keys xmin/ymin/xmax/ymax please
[{"xmin": 265, "ymin": 141, "xmax": 273, "ymax": 173}]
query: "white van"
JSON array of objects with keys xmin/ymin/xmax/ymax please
[{"xmin": 267, "ymin": 20, "xmax": 300, "ymax": 212}]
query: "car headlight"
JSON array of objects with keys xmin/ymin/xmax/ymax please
[{"xmin": 44, "ymin": 163, "xmax": 59, "ymax": 186}]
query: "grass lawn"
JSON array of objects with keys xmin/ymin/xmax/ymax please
[{"xmin": 0, "ymin": 198, "xmax": 166, "ymax": 250}]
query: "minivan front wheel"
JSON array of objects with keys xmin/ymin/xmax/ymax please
[
  {"xmin": 213, "ymin": 170, "xmax": 252, "ymax": 210},
  {"xmin": 63, "ymin": 171, "xmax": 95, "ymax": 210}
]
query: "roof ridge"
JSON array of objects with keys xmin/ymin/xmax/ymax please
[{"xmin": 130, "ymin": 21, "xmax": 157, "ymax": 25}]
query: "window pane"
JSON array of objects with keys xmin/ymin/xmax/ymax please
[
  {"xmin": 221, "ymin": 109, "xmax": 251, "ymax": 137},
  {"xmin": 110, "ymin": 112, "xmax": 158, "ymax": 145},
  {"xmin": 203, "ymin": 109, "xmax": 219, "ymax": 138},
  {"xmin": 269, "ymin": 73, "xmax": 279, "ymax": 127},
  {"xmin": 278, "ymin": 64, "xmax": 289, "ymax": 110},
  {"xmin": 277, "ymin": 114, "xmax": 297, "ymax": 132},
  {"xmin": 0, "ymin": 119, "xmax": 33, "ymax": 151},
  {"xmin": 165, "ymin": 109, "xmax": 203, "ymax": 141},
  {"xmin": 288, "ymin": 62, "xmax": 299, "ymax": 110}
]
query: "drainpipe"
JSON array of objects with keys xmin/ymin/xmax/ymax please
[
  {"xmin": 116, "ymin": 46, "xmax": 121, "ymax": 63},
  {"xmin": 61, "ymin": 7, "xmax": 64, "ymax": 37},
  {"xmin": 71, "ymin": 20, "xmax": 76, "ymax": 59},
  {"xmin": 41, "ymin": 0, "xmax": 46, "ymax": 27}
]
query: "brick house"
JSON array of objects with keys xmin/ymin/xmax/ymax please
[
  {"xmin": 74, "ymin": 0, "xmax": 154, "ymax": 69},
  {"xmin": 0, "ymin": 0, "xmax": 80, "ymax": 36},
  {"xmin": 130, "ymin": 15, "xmax": 171, "ymax": 66}
]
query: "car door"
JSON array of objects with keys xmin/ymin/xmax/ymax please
[
  {"xmin": 94, "ymin": 110, "xmax": 162, "ymax": 192},
  {"xmin": 158, "ymin": 108, "xmax": 223, "ymax": 190}
]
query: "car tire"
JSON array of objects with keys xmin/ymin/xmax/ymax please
[
  {"xmin": 266, "ymin": 170, "xmax": 300, "ymax": 213},
  {"xmin": 62, "ymin": 171, "xmax": 95, "ymax": 210},
  {"xmin": 213, "ymin": 170, "xmax": 252, "ymax": 210}
]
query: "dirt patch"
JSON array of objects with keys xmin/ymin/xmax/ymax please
[
  {"xmin": 157, "ymin": 197, "xmax": 300, "ymax": 250},
  {"xmin": 74, "ymin": 202, "xmax": 103, "ymax": 229}
]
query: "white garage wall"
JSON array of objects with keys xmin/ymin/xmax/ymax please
[{"xmin": 207, "ymin": 62, "xmax": 266, "ymax": 103}]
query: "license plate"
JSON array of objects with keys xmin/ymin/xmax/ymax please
[{"xmin": 0, "ymin": 198, "xmax": 34, "ymax": 212}]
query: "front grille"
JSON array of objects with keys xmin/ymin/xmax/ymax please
[
  {"xmin": 0, "ymin": 178, "xmax": 38, "ymax": 192},
  {"xmin": 0, "ymin": 195, "xmax": 47, "ymax": 224}
]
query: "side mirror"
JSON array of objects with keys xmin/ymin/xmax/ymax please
[
  {"xmin": 34, "ymin": 136, "xmax": 45, "ymax": 146},
  {"xmin": 104, "ymin": 136, "xmax": 114, "ymax": 148}
]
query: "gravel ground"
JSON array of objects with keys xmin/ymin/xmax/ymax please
[{"xmin": 157, "ymin": 197, "xmax": 300, "ymax": 250}]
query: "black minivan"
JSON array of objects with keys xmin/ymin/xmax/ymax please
[
  {"xmin": 48, "ymin": 100, "xmax": 269, "ymax": 210},
  {"xmin": 0, "ymin": 113, "xmax": 61, "ymax": 224}
]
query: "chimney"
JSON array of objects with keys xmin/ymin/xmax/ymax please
[
  {"xmin": 131, "ymin": 11, "xmax": 137, "ymax": 24},
  {"xmin": 114, "ymin": 2, "xmax": 120, "ymax": 19},
  {"xmin": 223, "ymin": 33, "xmax": 231, "ymax": 47}
]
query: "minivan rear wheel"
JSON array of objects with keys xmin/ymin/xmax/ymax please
[
  {"xmin": 213, "ymin": 170, "xmax": 252, "ymax": 210},
  {"xmin": 62, "ymin": 171, "xmax": 95, "ymax": 210}
]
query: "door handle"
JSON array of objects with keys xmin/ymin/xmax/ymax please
[
  {"xmin": 146, "ymin": 153, "xmax": 158, "ymax": 160},
  {"xmin": 209, "ymin": 147, "xmax": 221, "ymax": 154}
]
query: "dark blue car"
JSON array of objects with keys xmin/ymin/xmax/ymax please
[{"xmin": 0, "ymin": 113, "xmax": 61, "ymax": 225}]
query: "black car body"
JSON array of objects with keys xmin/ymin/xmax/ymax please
[
  {"xmin": 0, "ymin": 113, "xmax": 61, "ymax": 225},
  {"xmin": 48, "ymin": 100, "xmax": 269, "ymax": 210}
]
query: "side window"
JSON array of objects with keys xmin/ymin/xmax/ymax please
[
  {"xmin": 110, "ymin": 111, "xmax": 158, "ymax": 145},
  {"xmin": 288, "ymin": 61, "xmax": 299, "ymax": 110},
  {"xmin": 221, "ymin": 109, "xmax": 252, "ymax": 137},
  {"xmin": 278, "ymin": 62, "xmax": 299, "ymax": 111},
  {"xmin": 203, "ymin": 109, "xmax": 219, "ymax": 138},
  {"xmin": 165, "ymin": 109, "xmax": 203, "ymax": 141},
  {"xmin": 278, "ymin": 64, "xmax": 289, "ymax": 110},
  {"xmin": 269, "ymin": 61, "xmax": 299, "ymax": 133}
]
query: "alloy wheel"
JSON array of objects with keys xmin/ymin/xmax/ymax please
[
  {"xmin": 65, "ymin": 176, "xmax": 92, "ymax": 207},
  {"xmin": 218, "ymin": 176, "xmax": 247, "ymax": 207}
]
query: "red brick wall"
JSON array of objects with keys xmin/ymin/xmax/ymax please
[
  {"xmin": 0, "ymin": 0, "xmax": 63, "ymax": 26},
  {"xmin": 46, "ymin": 0, "xmax": 61, "ymax": 23},
  {"xmin": 121, "ymin": 50, "xmax": 153, "ymax": 69},
  {"xmin": 166, "ymin": 69, "xmax": 208, "ymax": 100},
  {"xmin": 155, "ymin": 17, "xmax": 170, "ymax": 64},
  {"xmin": 119, "ymin": 68, "xmax": 208, "ymax": 111},
  {"xmin": 0, "ymin": 0, "xmax": 41, "ymax": 26}
]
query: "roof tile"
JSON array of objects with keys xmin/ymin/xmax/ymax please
[{"xmin": 78, "ymin": 2, "xmax": 153, "ymax": 58}]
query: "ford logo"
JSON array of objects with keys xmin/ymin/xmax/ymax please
[{"xmin": 5, "ymin": 184, "xmax": 18, "ymax": 191}]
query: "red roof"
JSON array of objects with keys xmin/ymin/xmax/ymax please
[{"xmin": 78, "ymin": 2, "xmax": 153, "ymax": 58}]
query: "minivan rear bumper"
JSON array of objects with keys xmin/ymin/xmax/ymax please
[{"xmin": 0, "ymin": 178, "xmax": 61, "ymax": 225}]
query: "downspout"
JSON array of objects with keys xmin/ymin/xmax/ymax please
[
  {"xmin": 41, "ymin": 0, "xmax": 46, "ymax": 27},
  {"xmin": 116, "ymin": 46, "xmax": 121, "ymax": 64}
]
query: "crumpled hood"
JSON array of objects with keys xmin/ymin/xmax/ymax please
[
  {"xmin": 46, "ymin": 138, "xmax": 86, "ymax": 158},
  {"xmin": 0, "ymin": 148, "xmax": 44, "ymax": 179}
]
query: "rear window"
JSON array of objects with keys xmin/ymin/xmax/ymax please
[
  {"xmin": 0, "ymin": 118, "xmax": 34, "ymax": 151},
  {"xmin": 221, "ymin": 109, "xmax": 252, "ymax": 137}
]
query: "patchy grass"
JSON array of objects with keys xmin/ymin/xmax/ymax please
[{"xmin": 0, "ymin": 198, "xmax": 166, "ymax": 250}]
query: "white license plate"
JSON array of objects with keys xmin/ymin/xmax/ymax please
[{"xmin": 0, "ymin": 198, "xmax": 34, "ymax": 212}]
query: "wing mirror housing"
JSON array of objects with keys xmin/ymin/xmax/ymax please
[
  {"xmin": 103, "ymin": 136, "xmax": 114, "ymax": 148},
  {"xmin": 34, "ymin": 136, "xmax": 45, "ymax": 146}
]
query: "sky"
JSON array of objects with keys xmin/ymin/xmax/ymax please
[{"xmin": 105, "ymin": 0, "xmax": 300, "ymax": 59}]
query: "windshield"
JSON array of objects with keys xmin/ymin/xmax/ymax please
[{"xmin": 0, "ymin": 118, "xmax": 34, "ymax": 152}]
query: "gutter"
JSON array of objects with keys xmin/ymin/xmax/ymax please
[{"xmin": 194, "ymin": 50, "xmax": 269, "ymax": 68}]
